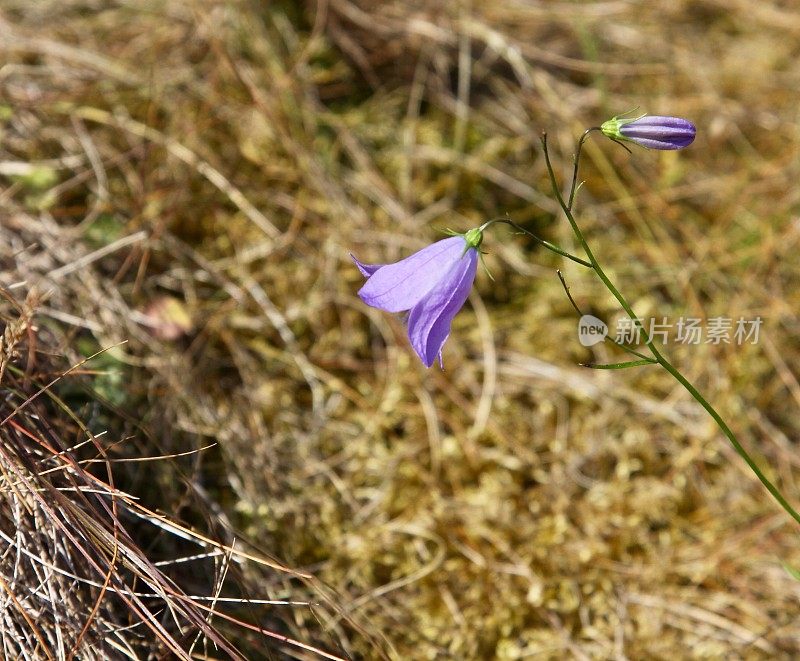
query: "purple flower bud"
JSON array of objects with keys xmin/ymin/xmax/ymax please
[
  {"xmin": 352, "ymin": 231, "xmax": 482, "ymax": 368},
  {"xmin": 601, "ymin": 114, "xmax": 696, "ymax": 150}
]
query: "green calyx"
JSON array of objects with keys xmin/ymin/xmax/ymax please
[
  {"xmin": 464, "ymin": 227, "xmax": 492, "ymax": 279},
  {"xmin": 441, "ymin": 225, "xmax": 490, "ymax": 277},
  {"xmin": 463, "ymin": 227, "xmax": 484, "ymax": 250},
  {"xmin": 600, "ymin": 110, "xmax": 646, "ymax": 142},
  {"xmin": 600, "ymin": 117, "xmax": 625, "ymax": 141},
  {"xmin": 440, "ymin": 226, "xmax": 484, "ymax": 250}
]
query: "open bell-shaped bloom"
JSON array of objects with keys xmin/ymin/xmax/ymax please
[
  {"xmin": 352, "ymin": 229, "xmax": 482, "ymax": 368},
  {"xmin": 601, "ymin": 114, "xmax": 696, "ymax": 150}
]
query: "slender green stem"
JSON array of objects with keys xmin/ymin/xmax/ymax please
[
  {"xmin": 479, "ymin": 218, "xmax": 592, "ymax": 268},
  {"xmin": 651, "ymin": 346, "xmax": 800, "ymax": 525},
  {"xmin": 541, "ymin": 134, "xmax": 646, "ymax": 332},
  {"xmin": 567, "ymin": 127, "xmax": 601, "ymax": 212},
  {"xmin": 607, "ymin": 343, "xmax": 655, "ymax": 364},
  {"xmin": 540, "ymin": 131, "xmax": 800, "ymax": 527},
  {"xmin": 556, "ymin": 269, "xmax": 655, "ymax": 363},
  {"xmin": 581, "ymin": 359, "xmax": 656, "ymax": 370}
]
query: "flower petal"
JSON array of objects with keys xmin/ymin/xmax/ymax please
[
  {"xmin": 350, "ymin": 253, "xmax": 384, "ymax": 277},
  {"xmin": 407, "ymin": 248, "xmax": 478, "ymax": 367},
  {"xmin": 358, "ymin": 236, "xmax": 465, "ymax": 313},
  {"xmin": 621, "ymin": 137, "xmax": 694, "ymax": 150},
  {"xmin": 619, "ymin": 116, "xmax": 696, "ymax": 150}
]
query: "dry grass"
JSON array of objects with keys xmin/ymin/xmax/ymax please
[
  {"xmin": 0, "ymin": 288, "xmax": 352, "ymax": 658},
  {"xmin": 2, "ymin": 0, "xmax": 800, "ymax": 658}
]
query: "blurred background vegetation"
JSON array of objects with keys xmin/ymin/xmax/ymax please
[{"xmin": 1, "ymin": 0, "xmax": 800, "ymax": 658}]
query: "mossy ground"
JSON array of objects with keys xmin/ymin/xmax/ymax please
[{"xmin": 2, "ymin": 1, "xmax": 800, "ymax": 658}]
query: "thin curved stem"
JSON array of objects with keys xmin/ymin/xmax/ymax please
[
  {"xmin": 556, "ymin": 270, "xmax": 655, "ymax": 363},
  {"xmin": 479, "ymin": 217, "xmax": 592, "ymax": 268},
  {"xmin": 653, "ymin": 345, "xmax": 800, "ymax": 527},
  {"xmin": 581, "ymin": 359, "xmax": 656, "ymax": 370},
  {"xmin": 540, "ymin": 131, "xmax": 800, "ymax": 527},
  {"xmin": 541, "ymin": 133, "xmax": 643, "ymax": 327},
  {"xmin": 568, "ymin": 127, "xmax": 602, "ymax": 212}
]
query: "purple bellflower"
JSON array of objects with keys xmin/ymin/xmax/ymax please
[
  {"xmin": 601, "ymin": 114, "xmax": 696, "ymax": 150},
  {"xmin": 352, "ymin": 228, "xmax": 483, "ymax": 368}
]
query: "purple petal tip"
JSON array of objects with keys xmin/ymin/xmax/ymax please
[{"xmin": 351, "ymin": 253, "xmax": 384, "ymax": 277}]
